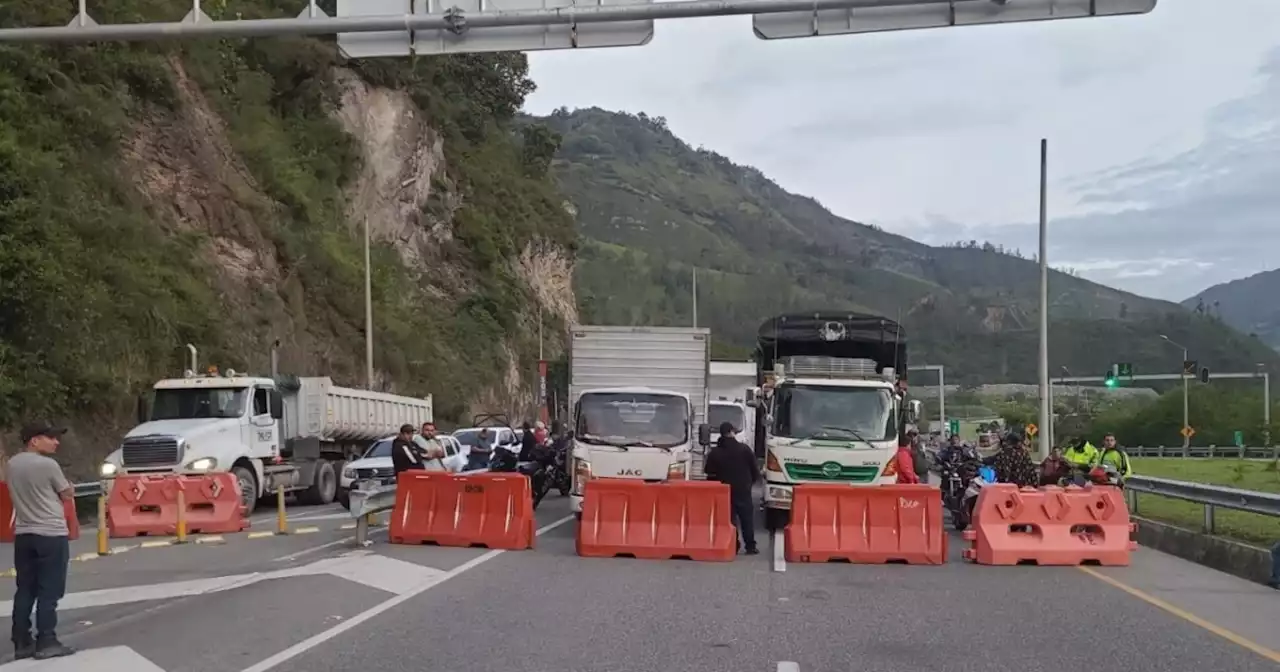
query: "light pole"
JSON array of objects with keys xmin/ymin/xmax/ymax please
[
  {"xmin": 1036, "ymin": 138, "xmax": 1051, "ymax": 462},
  {"xmin": 1160, "ymin": 334, "xmax": 1189, "ymax": 452},
  {"xmin": 364, "ymin": 216, "xmax": 374, "ymax": 389}
]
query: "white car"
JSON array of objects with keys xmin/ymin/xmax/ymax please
[
  {"xmin": 453, "ymin": 426, "xmax": 521, "ymax": 466},
  {"xmin": 337, "ymin": 434, "xmax": 466, "ymax": 508}
]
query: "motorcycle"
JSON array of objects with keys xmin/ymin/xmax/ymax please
[
  {"xmin": 517, "ymin": 440, "xmax": 571, "ymax": 510},
  {"xmin": 960, "ymin": 465, "xmax": 999, "ymax": 526},
  {"xmin": 1060, "ymin": 463, "xmax": 1124, "ymax": 488},
  {"xmin": 939, "ymin": 453, "xmax": 982, "ymax": 531}
]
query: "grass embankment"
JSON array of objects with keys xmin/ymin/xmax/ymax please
[{"xmin": 1130, "ymin": 458, "xmax": 1280, "ymax": 546}]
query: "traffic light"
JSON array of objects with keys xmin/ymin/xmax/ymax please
[
  {"xmin": 1200, "ymin": 367, "xmax": 1210, "ymax": 383},
  {"xmin": 1104, "ymin": 368, "xmax": 1118, "ymax": 388}
]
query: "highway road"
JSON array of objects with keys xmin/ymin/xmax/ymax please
[{"xmin": 1, "ymin": 495, "xmax": 1278, "ymax": 672}]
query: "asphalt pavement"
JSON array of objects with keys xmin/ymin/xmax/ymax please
[{"xmin": 0, "ymin": 494, "xmax": 1278, "ymax": 672}]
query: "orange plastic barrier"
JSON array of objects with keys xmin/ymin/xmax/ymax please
[
  {"xmin": 784, "ymin": 484, "xmax": 947, "ymax": 564},
  {"xmin": 389, "ymin": 471, "xmax": 535, "ymax": 550},
  {"xmin": 961, "ymin": 484, "xmax": 1136, "ymax": 566},
  {"xmin": 0, "ymin": 483, "xmax": 80, "ymax": 542},
  {"xmin": 576, "ymin": 480, "xmax": 736, "ymax": 562},
  {"xmin": 106, "ymin": 473, "xmax": 248, "ymax": 538}
]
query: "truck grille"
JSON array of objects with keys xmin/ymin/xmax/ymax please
[
  {"xmin": 356, "ymin": 467, "xmax": 394, "ymax": 480},
  {"xmin": 121, "ymin": 436, "xmax": 181, "ymax": 468},
  {"xmin": 785, "ymin": 463, "xmax": 880, "ymax": 483}
]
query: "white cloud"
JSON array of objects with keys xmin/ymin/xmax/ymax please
[{"xmin": 524, "ymin": 1, "xmax": 1280, "ymax": 302}]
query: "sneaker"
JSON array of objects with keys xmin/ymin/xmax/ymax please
[
  {"xmin": 744, "ymin": 547, "xmax": 760, "ymax": 555},
  {"xmin": 13, "ymin": 639, "xmax": 35, "ymax": 661},
  {"xmin": 33, "ymin": 639, "xmax": 75, "ymax": 660}
]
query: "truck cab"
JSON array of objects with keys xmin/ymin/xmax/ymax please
[
  {"xmin": 751, "ymin": 313, "xmax": 921, "ymax": 531},
  {"xmin": 568, "ymin": 386, "xmax": 701, "ymax": 516},
  {"xmin": 708, "ymin": 398, "xmax": 753, "ymax": 452}
]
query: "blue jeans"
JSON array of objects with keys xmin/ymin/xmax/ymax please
[
  {"xmin": 11, "ymin": 534, "xmax": 69, "ymax": 643},
  {"xmin": 1270, "ymin": 542, "xmax": 1279, "ymax": 586},
  {"xmin": 466, "ymin": 452, "xmax": 491, "ymax": 471}
]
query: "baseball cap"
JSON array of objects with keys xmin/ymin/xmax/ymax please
[
  {"xmin": 399, "ymin": 424, "xmax": 415, "ymax": 434},
  {"xmin": 20, "ymin": 423, "xmax": 66, "ymax": 444}
]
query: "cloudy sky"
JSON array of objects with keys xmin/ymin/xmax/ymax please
[{"xmin": 524, "ymin": 1, "xmax": 1280, "ymax": 302}]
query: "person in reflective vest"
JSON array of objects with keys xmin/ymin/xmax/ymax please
[
  {"xmin": 1096, "ymin": 433, "xmax": 1133, "ymax": 480},
  {"xmin": 1062, "ymin": 438, "xmax": 1100, "ymax": 471}
]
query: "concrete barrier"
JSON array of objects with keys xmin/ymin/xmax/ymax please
[{"xmin": 1132, "ymin": 515, "xmax": 1274, "ymax": 585}]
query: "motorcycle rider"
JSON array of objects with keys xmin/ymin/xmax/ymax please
[
  {"xmin": 1040, "ymin": 445, "xmax": 1071, "ymax": 485},
  {"xmin": 1096, "ymin": 433, "xmax": 1133, "ymax": 481},
  {"xmin": 1062, "ymin": 437, "xmax": 1100, "ymax": 474},
  {"xmin": 984, "ymin": 432, "xmax": 1039, "ymax": 487}
]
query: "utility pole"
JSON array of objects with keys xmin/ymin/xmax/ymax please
[
  {"xmin": 1036, "ymin": 138, "xmax": 1051, "ymax": 461},
  {"xmin": 1160, "ymin": 334, "xmax": 1190, "ymax": 454},
  {"xmin": 363, "ymin": 216, "xmax": 374, "ymax": 390},
  {"xmin": 691, "ymin": 267, "xmax": 698, "ymax": 328}
]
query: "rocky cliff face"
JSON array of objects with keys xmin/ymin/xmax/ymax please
[{"xmin": 0, "ymin": 10, "xmax": 574, "ymax": 475}]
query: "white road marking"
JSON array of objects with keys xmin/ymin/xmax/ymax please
[
  {"xmin": 240, "ymin": 514, "xmax": 577, "ymax": 672},
  {"xmin": 0, "ymin": 645, "xmax": 165, "ymax": 671},
  {"xmin": 270, "ymin": 528, "xmax": 387, "ymax": 563},
  {"xmin": 282, "ymin": 552, "xmax": 445, "ymax": 594},
  {"xmin": 0, "ymin": 573, "xmax": 267, "ymax": 612},
  {"xmin": 772, "ymin": 530, "xmax": 786, "ymax": 573},
  {"xmin": 777, "ymin": 662, "xmax": 800, "ymax": 672}
]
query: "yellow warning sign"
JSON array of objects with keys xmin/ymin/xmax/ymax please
[
  {"xmin": 1180, "ymin": 425, "xmax": 1195, "ymax": 439},
  {"xmin": 1025, "ymin": 423, "xmax": 1038, "ymax": 437}
]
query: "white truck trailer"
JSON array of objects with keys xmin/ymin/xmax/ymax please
[
  {"xmin": 709, "ymin": 361, "xmax": 757, "ymax": 454},
  {"xmin": 568, "ymin": 325, "xmax": 711, "ymax": 516},
  {"xmin": 99, "ymin": 344, "xmax": 433, "ymax": 515}
]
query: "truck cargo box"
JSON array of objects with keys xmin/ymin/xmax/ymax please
[
  {"xmin": 280, "ymin": 377, "xmax": 433, "ymax": 443},
  {"xmin": 569, "ymin": 326, "xmax": 710, "ymax": 430}
]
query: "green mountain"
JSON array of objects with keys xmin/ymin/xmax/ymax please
[
  {"xmin": 0, "ymin": 1, "xmax": 572, "ymax": 474},
  {"xmin": 1184, "ymin": 269, "xmax": 1280, "ymax": 350},
  {"xmin": 541, "ymin": 107, "xmax": 1280, "ymax": 384}
]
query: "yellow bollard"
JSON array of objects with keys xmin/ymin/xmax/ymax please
[
  {"xmin": 175, "ymin": 488, "xmax": 188, "ymax": 544},
  {"xmin": 96, "ymin": 495, "xmax": 109, "ymax": 556},
  {"xmin": 275, "ymin": 485, "xmax": 289, "ymax": 535}
]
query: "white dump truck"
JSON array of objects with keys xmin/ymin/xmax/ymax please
[
  {"xmin": 750, "ymin": 313, "xmax": 921, "ymax": 531},
  {"xmin": 99, "ymin": 344, "xmax": 433, "ymax": 515},
  {"xmin": 568, "ymin": 325, "xmax": 711, "ymax": 516},
  {"xmin": 709, "ymin": 361, "xmax": 757, "ymax": 454}
]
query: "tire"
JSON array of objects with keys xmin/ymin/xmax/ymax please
[
  {"xmin": 337, "ymin": 487, "xmax": 350, "ymax": 510},
  {"xmin": 764, "ymin": 507, "xmax": 789, "ymax": 532},
  {"xmin": 299, "ymin": 461, "xmax": 338, "ymax": 506},
  {"xmin": 232, "ymin": 465, "xmax": 258, "ymax": 517}
]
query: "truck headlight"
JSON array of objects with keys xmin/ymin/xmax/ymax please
[
  {"xmin": 342, "ymin": 468, "xmax": 356, "ymax": 480},
  {"xmin": 185, "ymin": 457, "xmax": 218, "ymax": 472},
  {"xmin": 572, "ymin": 459, "xmax": 591, "ymax": 496},
  {"xmin": 100, "ymin": 462, "xmax": 119, "ymax": 478},
  {"xmin": 667, "ymin": 462, "xmax": 688, "ymax": 480}
]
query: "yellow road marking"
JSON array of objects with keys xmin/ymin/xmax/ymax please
[
  {"xmin": 1078, "ymin": 566, "xmax": 1280, "ymax": 664},
  {"xmin": 339, "ymin": 523, "xmax": 356, "ymax": 531},
  {"xmin": 194, "ymin": 535, "xmax": 226, "ymax": 545},
  {"xmin": 74, "ymin": 552, "xmax": 100, "ymax": 562},
  {"xmin": 247, "ymin": 531, "xmax": 275, "ymax": 539},
  {"xmin": 140, "ymin": 540, "xmax": 174, "ymax": 548},
  {"xmin": 293, "ymin": 526, "xmax": 320, "ymax": 535}
]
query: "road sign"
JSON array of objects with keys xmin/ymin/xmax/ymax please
[
  {"xmin": 1180, "ymin": 425, "xmax": 1195, "ymax": 439},
  {"xmin": 753, "ymin": 0, "xmax": 1157, "ymax": 41},
  {"xmin": 1025, "ymin": 423, "xmax": 1038, "ymax": 437},
  {"xmin": 338, "ymin": 0, "xmax": 655, "ymax": 59},
  {"xmin": 1117, "ymin": 363, "xmax": 1133, "ymax": 378},
  {"xmin": 1182, "ymin": 360, "xmax": 1198, "ymax": 375},
  {"xmin": 1234, "ymin": 430, "xmax": 1245, "ymax": 448},
  {"xmin": 948, "ymin": 419, "xmax": 960, "ymax": 436}
]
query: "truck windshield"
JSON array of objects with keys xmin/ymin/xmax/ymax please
[
  {"xmin": 771, "ymin": 385, "xmax": 894, "ymax": 442},
  {"xmin": 151, "ymin": 387, "xmax": 248, "ymax": 421},
  {"xmin": 576, "ymin": 393, "xmax": 689, "ymax": 448},
  {"xmin": 708, "ymin": 404, "xmax": 746, "ymax": 433}
]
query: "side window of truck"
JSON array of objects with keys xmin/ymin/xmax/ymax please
[
  {"xmin": 444, "ymin": 438, "xmax": 458, "ymax": 457},
  {"xmin": 253, "ymin": 388, "xmax": 269, "ymax": 417}
]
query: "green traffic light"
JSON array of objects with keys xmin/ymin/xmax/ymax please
[{"xmin": 1105, "ymin": 378, "xmax": 1117, "ymax": 388}]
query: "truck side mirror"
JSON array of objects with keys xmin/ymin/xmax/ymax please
[
  {"xmin": 745, "ymin": 389, "xmax": 756, "ymax": 407},
  {"xmin": 135, "ymin": 394, "xmax": 148, "ymax": 425},
  {"xmin": 697, "ymin": 423, "xmax": 711, "ymax": 447},
  {"xmin": 269, "ymin": 393, "xmax": 284, "ymax": 420},
  {"xmin": 906, "ymin": 400, "xmax": 923, "ymax": 423}
]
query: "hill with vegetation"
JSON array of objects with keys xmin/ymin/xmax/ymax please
[
  {"xmin": 538, "ymin": 107, "xmax": 1280, "ymax": 384},
  {"xmin": 1184, "ymin": 269, "xmax": 1280, "ymax": 350},
  {"xmin": 0, "ymin": 0, "xmax": 575, "ymax": 477}
]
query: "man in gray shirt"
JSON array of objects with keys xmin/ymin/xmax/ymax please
[{"xmin": 7, "ymin": 423, "xmax": 76, "ymax": 660}]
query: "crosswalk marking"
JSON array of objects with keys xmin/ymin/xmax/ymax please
[{"xmin": 0, "ymin": 645, "xmax": 165, "ymax": 671}]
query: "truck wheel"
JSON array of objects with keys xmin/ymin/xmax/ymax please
[
  {"xmin": 233, "ymin": 466, "xmax": 258, "ymax": 517},
  {"xmin": 300, "ymin": 461, "xmax": 338, "ymax": 506},
  {"xmin": 764, "ymin": 507, "xmax": 789, "ymax": 532}
]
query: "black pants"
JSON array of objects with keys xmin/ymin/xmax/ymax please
[
  {"xmin": 11, "ymin": 534, "xmax": 70, "ymax": 643},
  {"xmin": 731, "ymin": 494, "xmax": 757, "ymax": 551}
]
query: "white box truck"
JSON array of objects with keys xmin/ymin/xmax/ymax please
[
  {"xmin": 98, "ymin": 344, "xmax": 433, "ymax": 515},
  {"xmin": 709, "ymin": 361, "xmax": 757, "ymax": 454},
  {"xmin": 568, "ymin": 325, "xmax": 711, "ymax": 516}
]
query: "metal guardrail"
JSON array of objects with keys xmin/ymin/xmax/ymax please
[{"xmin": 1129, "ymin": 446, "xmax": 1278, "ymax": 459}]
